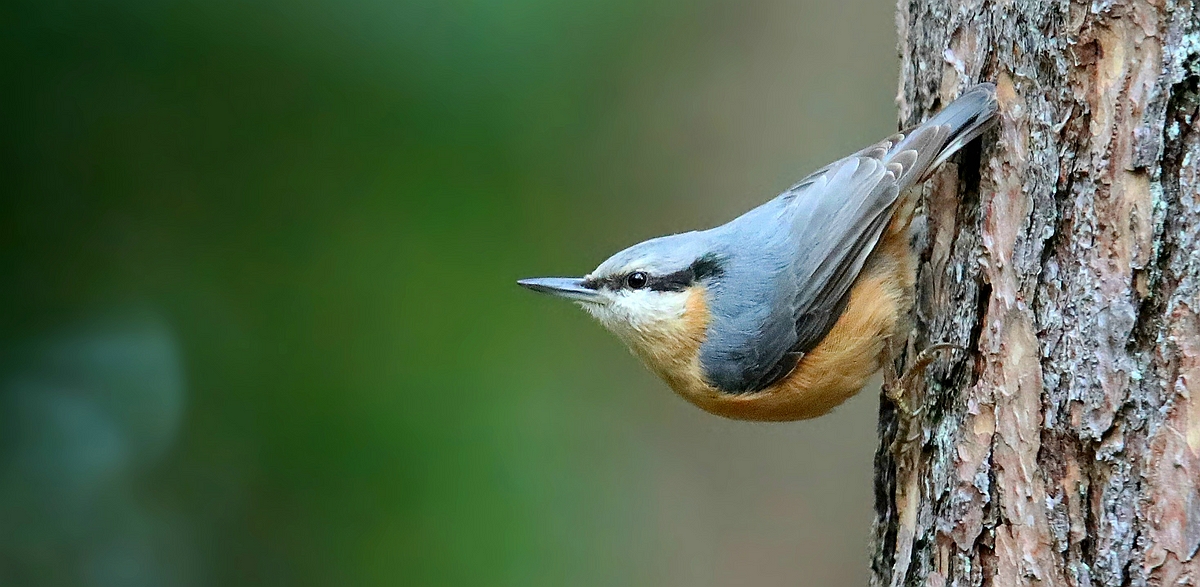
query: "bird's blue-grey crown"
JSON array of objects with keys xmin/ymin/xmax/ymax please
[{"xmin": 587, "ymin": 231, "xmax": 718, "ymax": 286}]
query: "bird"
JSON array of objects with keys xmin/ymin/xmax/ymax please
[{"xmin": 519, "ymin": 84, "xmax": 998, "ymax": 421}]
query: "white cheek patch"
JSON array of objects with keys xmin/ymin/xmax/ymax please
[
  {"xmin": 582, "ymin": 289, "xmax": 690, "ymax": 338},
  {"xmin": 616, "ymin": 290, "xmax": 689, "ymax": 326}
]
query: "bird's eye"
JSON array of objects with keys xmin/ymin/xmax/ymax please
[{"xmin": 626, "ymin": 272, "xmax": 649, "ymax": 290}]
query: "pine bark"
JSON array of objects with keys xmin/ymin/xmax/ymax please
[{"xmin": 872, "ymin": 1, "xmax": 1200, "ymax": 586}]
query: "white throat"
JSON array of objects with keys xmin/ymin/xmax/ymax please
[{"xmin": 580, "ymin": 288, "xmax": 692, "ymax": 345}]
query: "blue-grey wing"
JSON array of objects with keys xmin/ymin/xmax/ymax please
[
  {"xmin": 782, "ymin": 90, "xmax": 996, "ymax": 362},
  {"xmin": 699, "ymin": 83, "xmax": 998, "ymax": 393},
  {"xmin": 700, "ymin": 150, "xmax": 906, "ymax": 393},
  {"xmin": 775, "ymin": 153, "xmax": 907, "ymax": 378},
  {"xmin": 785, "ymin": 151, "xmax": 905, "ymax": 350}
]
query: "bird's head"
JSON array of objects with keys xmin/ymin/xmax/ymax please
[{"xmin": 519, "ymin": 233, "xmax": 724, "ymax": 367}]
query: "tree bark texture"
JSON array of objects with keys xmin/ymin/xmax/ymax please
[{"xmin": 872, "ymin": 1, "xmax": 1200, "ymax": 586}]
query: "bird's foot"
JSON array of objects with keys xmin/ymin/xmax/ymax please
[
  {"xmin": 884, "ymin": 343, "xmax": 967, "ymax": 458},
  {"xmin": 884, "ymin": 343, "xmax": 966, "ymax": 418}
]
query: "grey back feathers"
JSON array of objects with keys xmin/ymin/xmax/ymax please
[{"xmin": 596, "ymin": 84, "xmax": 999, "ymax": 393}]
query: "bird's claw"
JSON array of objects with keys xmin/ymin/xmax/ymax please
[{"xmin": 885, "ymin": 342, "xmax": 966, "ymax": 418}]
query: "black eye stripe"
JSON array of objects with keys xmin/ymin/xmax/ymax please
[
  {"xmin": 649, "ymin": 254, "xmax": 724, "ymax": 291},
  {"xmin": 690, "ymin": 255, "xmax": 723, "ymax": 281},
  {"xmin": 582, "ymin": 254, "xmax": 725, "ymax": 292},
  {"xmin": 581, "ymin": 275, "xmax": 616, "ymax": 290},
  {"xmin": 647, "ymin": 270, "xmax": 692, "ymax": 292}
]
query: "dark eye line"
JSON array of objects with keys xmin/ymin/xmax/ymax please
[
  {"xmin": 583, "ymin": 254, "xmax": 725, "ymax": 292},
  {"xmin": 581, "ymin": 275, "xmax": 615, "ymax": 290},
  {"xmin": 648, "ymin": 269, "xmax": 695, "ymax": 292}
]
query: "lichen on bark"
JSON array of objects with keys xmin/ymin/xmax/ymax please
[{"xmin": 873, "ymin": 1, "xmax": 1200, "ymax": 586}]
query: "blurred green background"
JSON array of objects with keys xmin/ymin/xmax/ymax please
[{"xmin": 1, "ymin": 0, "xmax": 898, "ymax": 585}]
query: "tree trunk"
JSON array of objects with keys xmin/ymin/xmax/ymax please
[{"xmin": 871, "ymin": 1, "xmax": 1200, "ymax": 586}]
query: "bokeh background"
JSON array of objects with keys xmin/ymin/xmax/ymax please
[{"xmin": 2, "ymin": 0, "xmax": 899, "ymax": 585}]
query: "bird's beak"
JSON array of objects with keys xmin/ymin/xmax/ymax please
[{"xmin": 517, "ymin": 277, "xmax": 606, "ymax": 304}]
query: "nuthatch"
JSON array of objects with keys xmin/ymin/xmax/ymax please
[{"xmin": 520, "ymin": 84, "xmax": 998, "ymax": 421}]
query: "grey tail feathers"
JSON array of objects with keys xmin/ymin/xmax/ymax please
[{"xmin": 898, "ymin": 83, "xmax": 999, "ymax": 181}]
